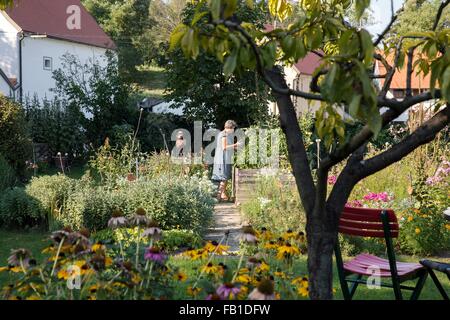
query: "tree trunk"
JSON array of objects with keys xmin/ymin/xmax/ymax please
[{"xmin": 306, "ymin": 210, "xmax": 338, "ymax": 300}]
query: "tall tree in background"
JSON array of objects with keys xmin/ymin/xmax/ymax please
[
  {"xmin": 147, "ymin": 0, "xmax": 186, "ymax": 63},
  {"xmin": 82, "ymin": 0, "xmax": 153, "ymax": 80},
  {"xmin": 171, "ymin": 0, "xmax": 450, "ymax": 299},
  {"xmin": 166, "ymin": 2, "xmax": 271, "ymax": 127},
  {"xmin": 392, "ymin": 0, "xmax": 450, "ymax": 36}
]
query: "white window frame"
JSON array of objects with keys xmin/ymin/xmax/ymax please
[{"xmin": 43, "ymin": 57, "xmax": 53, "ymax": 71}]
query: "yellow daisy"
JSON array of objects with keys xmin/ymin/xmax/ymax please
[
  {"xmin": 236, "ymin": 274, "xmax": 252, "ymax": 284},
  {"xmin": 264, "ymin": 241, "xmax": 278, "ymax": 250},
  {"xmin": 187, "ymin": 286, "xmax": 202, "ymax": 296},
  {"xmin": 204, "ymin": 241, "xmax": 229, "ymax": 255},
  {"xmin": 276, "ymin": 243, "xmax": 300, "ymax": 260},
  {"xmin": 201, "ymin": 262, "xmax": 218, "ymax": 274},
  {"xmin": 255, "ymin": 262, "xmax": 270, "ymax": 273},
  {"xmin": 174, "ymin": 272, "xmax": 188, "ymax": 282},
  {"xmin": 282, "ymin": 230, "xmax": 296, "ymax": 240}
]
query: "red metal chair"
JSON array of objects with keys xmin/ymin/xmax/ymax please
[{"xmin": 334, "ymin": 207, "xmax": 428, "ymax": 300}]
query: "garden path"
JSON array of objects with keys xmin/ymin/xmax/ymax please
[{"xmin": 204, "ymin": 203, "xmax": 242, "ymax": 252}]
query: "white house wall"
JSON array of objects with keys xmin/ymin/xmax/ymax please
[
  {"xmin": 0, "ymin": 12, "xmax": 19, "ymax": 79},
  {"xmin": 269, "ymin": 65, "xmax": 321, "ymax": 117},
  {"xmin": 21, "ymin": 37, "xmax": 109, "ymax": 100}
]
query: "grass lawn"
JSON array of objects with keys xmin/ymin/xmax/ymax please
[
  {"xmin": 135, "ymin": 65, "xmax": 168, "ymax": 99},
  {"xmin": 1, "ymin": 229, "xmax": 448, "ymax": 300},
  {"xmin": 36, "ymin": 165, "xmax": 88, "ymax": 180}
]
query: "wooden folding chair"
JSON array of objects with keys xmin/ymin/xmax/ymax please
[{"xmin": 335, "ymin": 207, "xmax": 428, "ymax": 300}]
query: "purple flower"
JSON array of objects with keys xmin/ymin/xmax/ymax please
[
  {"xmin": 144, "ymin": 247, "xmax": 167, "ymax": 264},
  {"xmin": 216, "ymin": 283, "xmax": 240, "ymax": 299},
  {"xmin": 426, "ymin": 176, "xmax": 442, "ymax": 186}
]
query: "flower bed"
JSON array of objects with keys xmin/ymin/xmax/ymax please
[{"xmin": 0, "ymin": 211, "xmax": 313, "ymax": 300}]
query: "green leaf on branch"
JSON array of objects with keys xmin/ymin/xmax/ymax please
[
  {"xmin": 355, "ymin": 0, "xmax": 371, "ymax": 21},
  {"xmin": 224, "ymin": 0, "xmax": 238, "ymax": 18},
  {"xmin": 349, "ymin": 94, "xmax": 362, "ymax": 119},
  {"xmin": 223, "ymin": 50, "xmax": 238, "ymax": 77},
  {"xmin": 209, "ymin": 0, "xmax": 221, "ymax": 21},
  {"xmin": 169, "ymin": 24, "xmax": 188, "ymax": 52}
]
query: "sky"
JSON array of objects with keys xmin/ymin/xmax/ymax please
[{"xmin": 367, "ymin": 0, "xmax": 404, "ymax": 36}]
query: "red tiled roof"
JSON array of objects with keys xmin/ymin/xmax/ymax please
[
  {"xmin": 264, "ymin": 24, "xmax": 322, "ymax": 75},
  {"xmin": 4, "ymin": 0, "xmax": 115, "ymax": 49},
  {"xmin": 377, "ymin": 52, "xmax": 430, "ymax": 90},
  {"xmin": 294, "ymin": 53, "xmax": 322, "ymax": 75}
]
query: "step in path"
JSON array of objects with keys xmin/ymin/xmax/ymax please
[{"xmin": 204, "ymin": 203, "xmax": 243, "ymax": 252}]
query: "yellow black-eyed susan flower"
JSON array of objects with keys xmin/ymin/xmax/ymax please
[
  {"xmin": 276, "ymin": 243, "xmax": 300, "ymax": 260},
  {"xmin": 201, "ymin": 262, "xmax": 218, "ymax": 274}
]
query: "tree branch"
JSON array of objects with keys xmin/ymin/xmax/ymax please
[
  {"xmin": 433, "ymin": 0, "xmax": 450, "ymax": 31},
  {"xmin": 357, "ymin": 105, "xmax": 450, "ymax": 178},
  {"xmin": 220, "ymin": 20, "xmax": 325, "ymax": 101},
  {"xmin": 321, "ymin": 90, "xmax": 442, "ymax": 170},
  {"xmin": 405, "ymin": 47, "xmax": 414, "ymax": 98},
  {"xmin": 381, "ymin": 38, "xmax": 404, "ymax": 96},
  {"xmin": 373, "ymin": 5, "xmax": 403, "ymax": 47}
]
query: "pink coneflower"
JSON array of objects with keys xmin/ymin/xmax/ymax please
[
  {"xmin": 8, "ymin": 249, "xmax": 32, "ymax": 268},
  {"xmin": 142, "ymin": 219, "xmax": 162, "ymax": 240},
  {"xmin": 247, "ymin": 257, "xmax": 262, "ymax": 269},
  {"xmin": 50, "ymin": 228, "xmax": 72, "ymax": 244},
  {"xmin": 108, "ymin": 209, "xmax": 128, "ymax": 229},
  {"xmin": 241, "ymin": 226, "xmax": 257, "ymax": 244},
  {"xmin": 144, "ymin": 246, "xmax": 167, "ymax": 264},
  {"xmin": 216, "ymin": 283, "xmax": 240, "ymax": 299},
  {"xmin": 206, "ymin": 293, "xmax": 222, "ymax": 300},
  {"xmin": 248, "ymin": 279, "xmax": 276, "ymax": 300},
  {"xmin": 129, "ymin": 208, "xmax": 149, "ymax": 227}
]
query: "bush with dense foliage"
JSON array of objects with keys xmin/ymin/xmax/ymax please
[
  {"xmin": 0, "ymin": 95, "xmax": 32, "ymax": 175},
  {"xmin": 20, "ymin": 171, "xmax": 215, "ymax": 234},
  {"xmin": 397, "ymin": 157, "xmax": 450, "ymax": 255},
  {"xmin": 24, "ymin": 96, "xmax": 85, "ymax": 157},
  {"xmin": 0, "ymin": 187, "xmax": 42, "ymax": 229},
  {"xmin": 52, "ymin": 53, "xmax": 136, "ymax": 148},
  {"xmin": 0, "ymin": 154, "xmax": 17, "ymax": 191}
]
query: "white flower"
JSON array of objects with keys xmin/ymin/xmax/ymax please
[{"xmin": 258, "ymin": 197, "xmax": 272, "ymax": 209}]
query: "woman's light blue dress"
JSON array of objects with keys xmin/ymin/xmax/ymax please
[{"xmin": 212, "ymin": 131, "xmax": 234, "ymax": 182}]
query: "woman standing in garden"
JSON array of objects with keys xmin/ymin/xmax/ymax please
[{"xmin": 212, "ymin": 120, "xmax": 240, "ymax": 201}]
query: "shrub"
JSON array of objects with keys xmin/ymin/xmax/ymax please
[
  {"xmin": 59, "ymin": 173, "xmax": 215, "ymax": 234},
  {"xmin": 0, "ymin": 187, "xmax": 42, "ymax": 228},
  {"xmin": 24, "ymin": 96, "xmax": 85, "ymax": 157},
  {"xmin": 160, "ymin": 229, "xmax": 203, "ymax": 252},
  {"xmin": 0, "ymin": 154, "xmax": 17, "ymax": 191},
  {"xmin": 397, "ymin": 159, "xmax": 450, "ymax": 255},
  {"xmin": 0, "ymin": 95, "xmax": 32, "ymax": 175}
]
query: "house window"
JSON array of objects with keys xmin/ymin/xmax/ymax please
[{"xmin": 43, "ymin": 57, "xmax": 53, "ymax": 71}]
